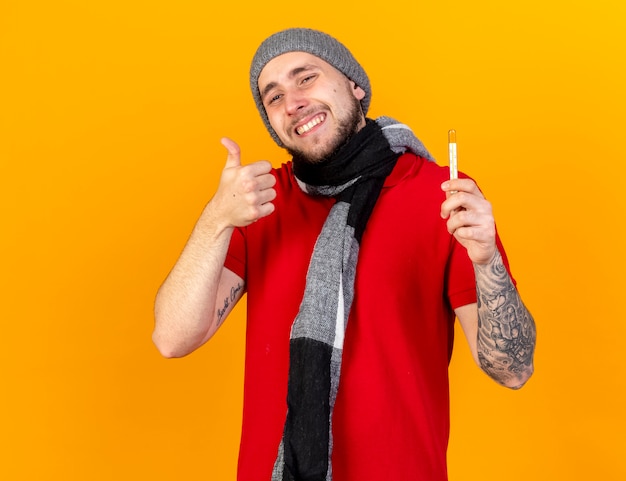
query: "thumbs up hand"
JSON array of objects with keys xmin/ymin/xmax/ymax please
[{"xmin": 211, "ymin": 137, "xmax": 277, "ymax": 228}]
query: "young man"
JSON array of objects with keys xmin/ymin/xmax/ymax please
[{"xmin": 153, "ymin": 28, "xmax": 536, "ymax": 481}]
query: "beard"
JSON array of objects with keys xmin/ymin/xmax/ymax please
[{"xmin": 286, "ymin": 94, "xmax": 364, "ymax": 165}]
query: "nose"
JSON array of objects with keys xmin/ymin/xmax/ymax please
[{"xmin": 284, "ymin": 89, "xmax": 308, "ymax": 116}]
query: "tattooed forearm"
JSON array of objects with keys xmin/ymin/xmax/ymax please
[
  {"xmin": 474, "ymin": 251, "xmax": 536, "ymax": 388},
  {"xmin": 216, "ymin": 281, "xmax": 244, "ymax": 327}
]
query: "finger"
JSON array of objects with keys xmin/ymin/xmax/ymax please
[
  {"xmin": 441, "ymin": 178, "xmax": 483, "ymax": 197},
  {"xmin": 447, "ymin": 211, "xmax": 495, "ymax": 243},
  {"xmin": 256, "ymin": 185, "xmax": 277, "ymax": 205},
  {"xmin": 220, "ymin": 137, "xmax": 241, "ymax": 168},
  {"xmin": 446, "ymin": 208, "xmax": 473, "ymax": 231},
  {"xmin": 255, "ymin": 172, "xmax": 277, "ymax": 191},
  {"xmin": 256, "ymin": 201, "xmax": 276, "ymax": 219},
  {"xmin": 440, "ymin": 192, "xmax": 467, "ymax": 219},
  {"xmin": 246, "ymin": 159, "xmax": 274, "ymax": 177}
]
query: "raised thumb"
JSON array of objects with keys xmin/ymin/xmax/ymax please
[{"xmin": 220, "ymin": 137, "xmax": 241, "ymax": 168}]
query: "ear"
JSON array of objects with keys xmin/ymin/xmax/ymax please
[{"xmin": 350, "ymin": 81, "xmax": 366, "ymax": 101}]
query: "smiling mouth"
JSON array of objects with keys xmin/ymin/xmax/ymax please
[{"xmin": 296, "ymin": 114, "xmax": 326, "ymax": 135}]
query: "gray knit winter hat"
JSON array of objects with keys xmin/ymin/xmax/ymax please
[{"xmin": 250, "ymin": 28, "xmax": 371, "ymax": 145}]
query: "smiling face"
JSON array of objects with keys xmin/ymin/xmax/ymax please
[{"xmin": 258, "ymin": 51, "xmax": 367, "ymax": 163}]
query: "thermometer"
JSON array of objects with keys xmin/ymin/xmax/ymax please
[{"xmin": 448, "ymin": 129, "xmax": 458, "ymax": 181}]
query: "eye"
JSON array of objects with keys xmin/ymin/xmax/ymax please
[
  {"xmin": 301, "ymin": 74, "xmax": 317, "ymax": 85},
  {"xmin": 266, "ymin": 93, "xmax": 283, "ymax": 106}
]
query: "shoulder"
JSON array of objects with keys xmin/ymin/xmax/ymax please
[
  {"xmin": 386, "ymin": 153, "xmax": 475, "ymax": 192},
  {"xmin": 272, "ymin": 160, "xmax": 293, "ymax": 179},
  {"xmin": 271, "ymin": 161, "xmax": 298, "ymax": 193},
  {"xmin": 383, "ymin": 153, "xmax": 451, "ymax": 204}
]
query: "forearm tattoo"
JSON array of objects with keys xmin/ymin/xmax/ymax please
[
  {"xmin": 216, "ymin": 282, "xmax": 243, "ymax": 327},
  {"xmin": 474, "ymin": 252, "xmax": 536, "ymax": 388}
]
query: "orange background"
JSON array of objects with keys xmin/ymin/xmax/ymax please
[{"xmin": 1, "ymin": 0, "xmax": 625, "ymax": 479}]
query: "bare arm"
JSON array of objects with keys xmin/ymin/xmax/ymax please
[
  {"xmin": 455, "ymin": 252, "xmax": 536, "ymax": 388},
  {"xmin": 442, "ymin": 178, "xmax": 536, "ymax": 388},
  {"xmin": 153, "ymin": 138, "xmax": 276, "ymax": 358},
  {"xmin": 153, "ymin": 211, "xmax": 243, "ymax": 358}
]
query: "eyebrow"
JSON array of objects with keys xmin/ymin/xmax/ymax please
[{"xmin": 260, "ymin": 64, "xmax": 319, "ymax": 101}]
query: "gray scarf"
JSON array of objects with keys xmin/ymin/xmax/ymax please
[{"xmin": 272, "ymin": 117, "xmax": 434, "ymax": 481}]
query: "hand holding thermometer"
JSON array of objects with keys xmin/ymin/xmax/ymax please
[{"xmin": 448, "ymin": 129, "xmax": 458, "ymax": 193}]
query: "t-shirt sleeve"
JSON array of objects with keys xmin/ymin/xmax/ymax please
[
  {"xmin": 446, "ymin": 238, "xmax": 477, "ymax": 310},
  {"xmin": 224, "ymin": 226, "xmax": 246, "ymax": 280}
]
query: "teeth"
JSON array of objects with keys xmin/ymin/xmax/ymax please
[{"xmin": 297, "ymin": 115, "xmax": 324, "ymax": 135}]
